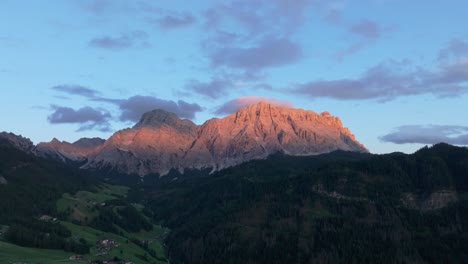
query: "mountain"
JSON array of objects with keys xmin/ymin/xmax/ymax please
[
  {"xmin": 84, "ymin": 102, "xmax": 368, "ymax": 176},
  {"xmin": 36, "ymin": 137, "xmax": 105, "ymax": 162},
  {"xmin": 0, "ymin": 132, "xmax": 35, "ymax": 153}
]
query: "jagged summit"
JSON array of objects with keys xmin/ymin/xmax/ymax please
[
  {"xmin": 133, "ymin": 109, "xmax": 196, "ymax": 132},
  {"xmin": 82, "ymin": 102, "xmax": 368, "ymax": 175}
]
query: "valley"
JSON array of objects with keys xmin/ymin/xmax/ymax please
[{"xmin": 1, "ymin": 105, "xmax": 468, "ymax": 263}]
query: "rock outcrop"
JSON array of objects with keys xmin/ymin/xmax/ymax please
[{"xmin": 0, "ymin": 132, "xmax": 35, "ymax": 153}]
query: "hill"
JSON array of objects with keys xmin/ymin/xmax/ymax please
[{"xmin": 136, "ymin": 143, "xmax": 468, "ymax": 263}]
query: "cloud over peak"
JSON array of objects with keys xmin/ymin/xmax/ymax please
[
  {"xmin": 109, "ymin": 95, "xmax": 203, "ymax": 122},
  {"xmin": 215, "ymin": 96, "xmax": 293, "ymax": 115}
]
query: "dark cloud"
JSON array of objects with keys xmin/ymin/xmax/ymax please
[
  {"xmin": 48, "ymin": 106, "xmax": 111, "ymax": 132},
  {"xmin": 380, "ymin": 125, "xmax": 468, "ymax": 145},
  {"xmin": 215, "ymin": 96, "xmax": 293, "ymax": 115},
  {"xmin": 209, "ymin": 36, "xmax": 302, "ymax": 70},
  {"xmin": 89, "ymin": 31, "xmax": 149, "ymax": 49},
  {"xmin": 152, "ymin": 13, "xmax": 196, "ymax": 29},
  {"xmin": 52, "ymin": 85, "xmax": 99, "ymax": 98},
  {"xmin": 106, "ymin": 96, "xmax": 203, "ymax": 122}
]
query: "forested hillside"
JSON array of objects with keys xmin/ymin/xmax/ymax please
[
  {"xmin": 139, "ymin": 144, "xmax": 468, "ymax": 263},
  {"xmin": 2, "ymin": 137, "xmax": 468, "ymax": 263}
]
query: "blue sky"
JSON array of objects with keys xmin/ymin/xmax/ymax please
[{"xmin": 0, "ymin": 0, "xmax": 467, "ymax": 154}]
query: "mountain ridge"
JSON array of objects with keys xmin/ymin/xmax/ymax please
[
  {"xmin": 83, "ymin": 102, "xmax": 368, "ymax": 175},
  {"xmin": 2, "ymin": 102, "xmax": 368, "ymax": 176}
]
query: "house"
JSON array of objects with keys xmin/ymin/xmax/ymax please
[
  {"xmin": 39, "ymin": 215, "xmax": 57, "ymax": 222},
  {"xmin": 69, "ymin": 255, "xmax": 83, "ymax": 260},
  {"xmin": 97, "ymin": 238, "xmax": 119, "ymax": 252}
]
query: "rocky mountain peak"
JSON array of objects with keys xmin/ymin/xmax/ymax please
[
  {"xmin": 63, "ymin": 104, "xmax": 368, "ymax": 176},
  {"xmin": 133, "ymin": 109, "xmax": 196, "ymax": 133},
  {"xmin": 0, "ymin": 132, "xmax": 35, "ymax": 153},
  {"xmin": 72, "ymin": 137, "xmax": 105, "ymax": 148}
]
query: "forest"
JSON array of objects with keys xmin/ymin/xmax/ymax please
[{"xmin": 1, "ymin": 136, "xmax": 468, "ymax": 263}]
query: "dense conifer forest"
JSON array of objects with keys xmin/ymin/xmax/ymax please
[{"xmin": 1, "ymin": 137, "xmax": 468, "ymax": 263}]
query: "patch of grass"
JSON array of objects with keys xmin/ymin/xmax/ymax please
[
  {"xmin": 57, "ymin": 184, "xmax": 130, "ymax": 223},
  {"xmin": 127, "ymin": 224, "xmax": 170, "ymax": 258},
  {"xmin": 0, "ymin": 240, "xmax": 86, "ymax": 264},
  {"xmin": 62, "ymin": 222, "xmax": 167, "ymax": 264}
]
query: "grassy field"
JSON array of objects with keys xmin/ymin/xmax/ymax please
[
  {"xmin": 55, "ymin": 184, "xmax": 167, "ymax": 263},
  {"xmin": 57, "ymin": 184, "xmax": 130, "ymax": 223},
  {"xmin": 63, "ymin": 222, "xmax": 167, "ymax": 263},
  {"xmin": 2, "ymin": 183, "xmax": 168, "ymax": 263},
  {"xmin": 0, "ymin": 240, "xmax": 87, "ymax": 264}
]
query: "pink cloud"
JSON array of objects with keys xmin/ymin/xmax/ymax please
[{"xmin": 215, "ymin": 96, "xmax": 293, "ymax": 115}]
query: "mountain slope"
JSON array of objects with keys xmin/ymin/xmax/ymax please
[
  {"xmin": 141, "ymin": 143, "xmax": 468, "ymax": 264},
  {"xmin": 85, "ymin": 102, "xmax": 368, "ymax": 175}
]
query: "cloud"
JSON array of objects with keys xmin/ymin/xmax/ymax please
[
  {"xmin": 209, "ymin": 36, "xmax": 302, "ymax": 70},
  {"xmin": 438, "ymin": 39, "xmax": 468, "ymax": 62},
  {"xmin": 185, "ymin": 78, "xmax": 233, "ymax": 99},
  {"xmin": 77, "ymin": 0, "xmax": 137, "ymax": 15},
  {"xmin": 349, "ymin": 19, "xmax": 381, "ymax": 40},
  {"xmin": 333, "ymin": 41, "xmax": 368, "ymax": 61},
  {"xmin": 151, "ymin": 13, "xmax": 196, "ymax": 29},
  {"xmin": 52, "ymin": 85, "xmax": 99, "ymax": 98},
  {"xmin": 78, "ymin": 0, "xmax": 114, "ymax": 14},
  {"xmin": 89, "ymin": 31, "xmax": 149, "ymax": 49},
  {"xmin": 292, "ymin": 60, "xmax": 425, "ymax": 100},
  {"xmin": 215, "ymin": 96, "xmax": 293, "ymax": 115},
  {"xmin": 380, "ymin": 125, "xmax": 468, "ymax": 145},
  {"xmin": 184, "ymin": 70, "xmax": 268, "ymax": 98},
  {"xmin": 204, "ymin": 0, "xmax": 311, "ymax": 37},
  {"xmin": 333, "ymin": 19, "xmax": 385, "ymax": 60},
  {"xmin": 103, "ymin": 95, "xmax": 203, "ymax": 122},
  {"xmin": 200, "ymin": 0, "xmax": 310, "ymax": 72},
  {"xmin": 47, "ymin": 106, "xmax": 112, "ymax": 132},
  {"xmin": 292, "ymin": 44, "xmax": 468, "ymax": 100}
]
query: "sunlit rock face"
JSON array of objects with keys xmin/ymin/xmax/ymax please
[
  {"xmin": 85, "ymin": 110, "xmax": 198, "ymax": 175},
  {"xmin": 36, "ymin": 137, "xmax": 105, "ymax": 162},
  {"xmin": 83, "ymin": 102, "xmax": 368, "ymax": 176}
]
